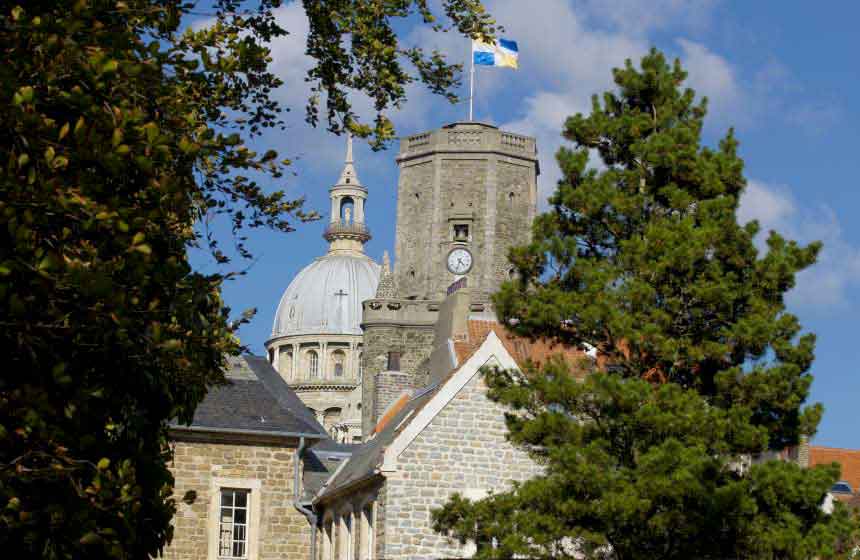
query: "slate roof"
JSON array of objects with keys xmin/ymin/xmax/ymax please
[
  {"xmin": 172, "ymin": 355, "xmax": 327, "ymax": 439},
  {"xmin": 302, "ymin": 441, "xmax": 356, "ymax": 502}
]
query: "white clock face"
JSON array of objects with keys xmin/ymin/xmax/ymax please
[{"xmin": 447, "ymin": 248, "xmax": 473, "ymax": 274}]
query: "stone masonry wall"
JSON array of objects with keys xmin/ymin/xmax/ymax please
[
  {"xmin": 382, "ymin": 369, "xmax": 542, "ymax": 559},
  {"xmin": 493, "ymin": 160, "xmax": 535, "ymax": 291},
  {"xmin": 164, "ymin": 439, "xmax": 310, "ymax": 560},
  {"xmin": 361, "ymin": 324, "xmax": 435, "ymax": 435},
  {"xmin": 394, "ymin": 160, "xmax": 434, "ymax": 299}
]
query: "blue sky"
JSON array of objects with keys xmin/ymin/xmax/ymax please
[{"xmin": 194, "ymin": 1, "xmax": 860, "ymax": 448}]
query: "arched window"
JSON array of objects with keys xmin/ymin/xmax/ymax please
[
  {"xmin": 308, "ymin": 350, "xmax": 319, "ymax": 378},
  {"xmin": 357, "ymin": 352, "xmax": 363, "ymax": 381},
  {"xmin": 340, "ymin": 197, "xmax": 354, "ymax": 223},
  {"xmin": 332, "ymin": 350, "xmax": 346, "ymax": 377}
]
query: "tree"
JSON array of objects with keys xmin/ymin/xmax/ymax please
[
  {"xmin": 433, "ymin": 49, "xmax": 859, "ymax": 559},
  {"xmin": 0, "ymin": 1, "xmax": 496, "ymax": 557}
]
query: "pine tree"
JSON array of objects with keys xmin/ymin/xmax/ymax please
[{"xmin": 433, "ymin": 49, "xmax": 859, "ymax": 559}]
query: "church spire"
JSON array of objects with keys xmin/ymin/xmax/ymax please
[
  {"xmin": 336, "ymin": 133, "xmax": 362, "ymax": 187},
  {"xmin": 325, "ymin": 133, "xmax": 370, "ymax": 254}
]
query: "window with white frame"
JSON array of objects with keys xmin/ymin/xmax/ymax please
[
  {"xmin": 209, "ymin": 478, "xmax": 260, "ymax": 560},
  {"xmin": 218, "ymin": 488, "xmax": 249, "ymax": 559}
]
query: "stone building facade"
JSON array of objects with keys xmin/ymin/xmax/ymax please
[
  {"xmin": 164, "ymin": 356, "xmax": 329, "ymax": 560},
  {"xmin": 167, "ymin": 439, "xmax": 307, "ymax": 560},
  {"xmin": 312, "ymin": 294, "xmax": 589, "ymax": 560}
]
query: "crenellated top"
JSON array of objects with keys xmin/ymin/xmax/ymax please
[{"xmin": 397, "ymin": 121, "xmax": 538, "ymax": 166}]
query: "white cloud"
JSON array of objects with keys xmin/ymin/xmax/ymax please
[
  {"xmin": 739, "ymin": 180, "xmax": 860, "ymax": 310},
  {"xmin": 579, "ymin": 0, "xmax": 719, "ymax": 34},
  {"xmin": 676, "ymin": 38, "xmax": 743, "ymax": 122}
]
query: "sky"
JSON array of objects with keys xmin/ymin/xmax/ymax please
[{"xmin": 192, "ymin": 1, "xmax": 860, "ymax": 449}]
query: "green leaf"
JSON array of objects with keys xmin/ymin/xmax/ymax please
[{"xmin": 79, "ymin": 532, "xmax": 103, "ymax": 545}]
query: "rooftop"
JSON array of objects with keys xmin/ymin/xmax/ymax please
[{"xmin": 810, "ymin": 445, "xmax": 860, "ymax": 496}]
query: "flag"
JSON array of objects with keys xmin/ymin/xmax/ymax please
[{"xmin": 472, "ymin": 38, "xmax": 519, "ymax": 69}]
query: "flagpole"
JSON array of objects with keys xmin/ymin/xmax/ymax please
[{"xmin": 469, "ymin": 43, "xmax": 475, "ymax": 121}]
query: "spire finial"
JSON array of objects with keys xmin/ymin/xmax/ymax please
[
  {"xmin": 335, "ymin": 133, "xmax": 362, "ymax": 187},
  {"xmin": 382, "ymin": 250, "xmax": 391, "ymax": 273}
]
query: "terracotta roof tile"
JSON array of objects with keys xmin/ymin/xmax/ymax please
[
  {"xmin": 810, "ymin": 446, "xmax": 860, "ymax": 493},
  {"xmin": 371, "ymin": 392, "xmax": 411, "ymax": 435},
  {"xmin": 455, "ymin": 320, "xmax": 589, "ymax": 377}
]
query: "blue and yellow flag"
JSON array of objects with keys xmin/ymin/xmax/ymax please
[{"xmin": 472, "ymin": 38, "xmax": 519, "ymax": 69}]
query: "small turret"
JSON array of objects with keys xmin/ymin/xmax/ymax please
[
  {"xmin": 324, "ymin": 134, "xmax": 371, "ymax": 254},
  {"xmin": 375, "ymin": 251, "xmax": 396, "ymax": 299}
]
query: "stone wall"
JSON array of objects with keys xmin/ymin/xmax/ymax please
[
  {"xmin": 164, "ymin": 438, "xmax": 310, "ymax": 560},
  {"xmin": 381, "ymin": 369, "xmax": 542, "ymax": 559},
  {"xmin": 360, "ymin": 322, "xmax": 436, "ymax": 435},
  {"xmin": 493, "ymin": 160, "xmax": 536, "ymax": 291},
  {"xmin": 393, "ymin": 159, "xmax": 435, "ymax": 299}
]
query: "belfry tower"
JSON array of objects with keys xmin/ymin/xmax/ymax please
[{"xmin": 360, "ymin": 122, "xmax": 539, "ymax": 434}]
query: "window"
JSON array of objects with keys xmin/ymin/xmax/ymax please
[
  {"xmin": 332, "ymin": 350, "xmax": 346, "ymax": 377},
  {"xmin": 386, "ymin": 351, "xmax": 401, "ymax": 371},
  {"xmin": 323, "ymin": 408, "xmax": 342, "ymax": 434},
  {"xmin": 453, "ymin": 223, "xmax": 469, "ymax": 241},
  {"xmin": 357, "ymin": 352, "xmax": 363, "ymax": 380},
  {"xmin": 308, "ymin": 350, "xmax": 319, "ymax": 378},
  {"xmin": 340, "ymin": 197, "xmax": 354, "ymax": 223},
  {"xmin": 218, "ymin": 489, "xmax": 249, "ymax": 559},
  {"xmin": 208, "ymin": 479, "xmax": 259, "ymax": 560}
]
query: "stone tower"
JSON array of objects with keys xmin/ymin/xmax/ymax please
[
  {"xmin": 393, "ymin": 121, "xmax": 539, "ymax": 303},
  {"xmin": 360, "ymin": 122, "xmax": 538, "ymax": 434}
]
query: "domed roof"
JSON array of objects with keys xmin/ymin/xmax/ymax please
[{"xmin": 270, "ymin": 254, "xmax": 380, "ymax": 339}]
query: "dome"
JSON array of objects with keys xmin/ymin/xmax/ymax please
[{"xmin": 270, "ymin": 254, "xmax": 380, "ymax": 338}]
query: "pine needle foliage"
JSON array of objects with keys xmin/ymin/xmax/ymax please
[{"xmin": 432, "ymin": 49, "xmax": 859, "ymax": 560}]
